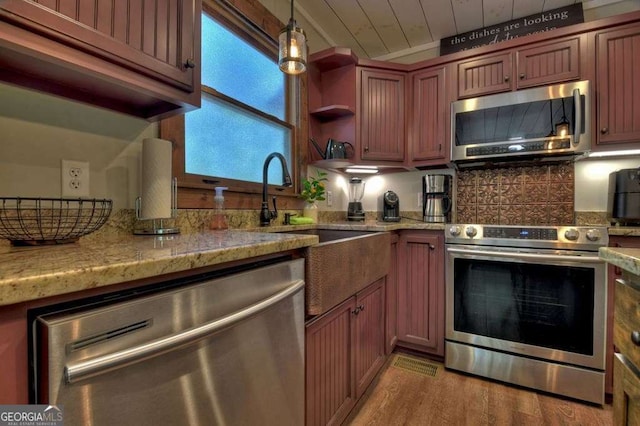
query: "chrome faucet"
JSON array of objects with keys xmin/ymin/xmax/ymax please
[{"xmin": 260, "ymin": 152, "xmax": 292, "ymax": 226}]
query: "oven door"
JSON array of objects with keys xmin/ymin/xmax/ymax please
[{"xmin": 445, "ymin": 244, "xmax": 606, "ymax": 370}]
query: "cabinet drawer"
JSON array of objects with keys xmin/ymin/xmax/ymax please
[
  {"xmin": 614, "ymin": 353, "xmax": 640, "ymax": 425},
  {"xmin": 614, "ymin": 278, "xmax": 640, "ymax": 369}
]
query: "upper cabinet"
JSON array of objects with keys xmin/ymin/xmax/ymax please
[
  {"xmin": 308, "ymin": 50, "xmax": 406, "ymax": 166},
  {"xmin": 408, "ymin": 65, "xmax": 449, "ymax": 167},
  {"xmin": 0, "ymin": 0, "xmax": 201, "ymax": 120},
  {"xmin": 358, "ymin": 68, "xmax": 406, "ymax": 163},
  {"xmin": 456, "ymin": 35, "xmax": 583, "ymax": 99},
  {"xmin": 594, "ymin": 22, "xmax": 640, "ymax": 150}
]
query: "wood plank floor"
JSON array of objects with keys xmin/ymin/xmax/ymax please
[{"xmin": 345, "ymin": 353, "xmax": 613, "ymax": 426}]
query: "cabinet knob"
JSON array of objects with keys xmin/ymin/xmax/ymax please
[
  {"xmin": 352, "ymin": 307, "xmax": 360, "ymax": 315},
  {"xmin": 632, "ymin": 331, "xmax": 640, "ymax": 346},
  {"xmin": 358, "ymin": 304, "xmax": 365, "ymax": 311},
  {"xmin": 364, "ymin": 146, "xmax": 370, "ymax": 153},
  {"xmin": 504, "ymin": 76, "xmax": 510, "ymax": 82},
  {"xmin": 184, "ymin": 58, "xmax": 196, "ymax": 69},
  {"xmin": 429, "ymin": 244, "xmax": 435, "ymax": 250},
  {"xmin": 519, "ymin": 73, "xmax": 525, "ymax": 79},
  {"xmin": 600, "ymin": 127, "xmax": 608, "ymax": 134}
]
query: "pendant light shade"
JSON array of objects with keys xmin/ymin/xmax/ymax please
[{"xmin": 278, "ymin": 0, "xmax": 307, "ymax": 75}]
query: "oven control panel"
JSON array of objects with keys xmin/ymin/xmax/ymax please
[{"xmin": 446, "ymin": 224, "xmax": 608, "ymax": 250}]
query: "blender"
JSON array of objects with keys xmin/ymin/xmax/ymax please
[{"xmin": 347, "ymin": 177, "xmax": 366, "ymax": 221}]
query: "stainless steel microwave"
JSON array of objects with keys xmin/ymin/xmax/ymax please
[{"xmin": 451, "ymin": 80, "xmax": 591, "ymax": 163}]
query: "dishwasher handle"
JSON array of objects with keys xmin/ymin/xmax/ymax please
[{"xmin": 64, "ymin": 279, "xmax": 304, "ymax": 384}]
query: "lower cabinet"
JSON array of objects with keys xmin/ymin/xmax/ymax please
[
  {"xmin": 306, "ymin": 278, "xmax": 386, "ymax": 426},
  {"xmin": 397, "ymin": 230, "xmax": 445, "ymax": 356},
  {"xmin": 385, "ymin": 233, "xmax": 399, "ymax": 355}
]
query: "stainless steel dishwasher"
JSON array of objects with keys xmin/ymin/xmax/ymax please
[{"xmin": 33, "ymin": 258, "xmax": 305, "ymax": 426}]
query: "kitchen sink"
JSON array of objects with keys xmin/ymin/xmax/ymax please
[{"xmin": 279, "ymin": 229, "xmax": 390, "ymax": 315}]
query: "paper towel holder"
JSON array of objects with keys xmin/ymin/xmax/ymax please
[{"xmin": 134, "ymin": 177, "xmax": 180, "ymax": 235}]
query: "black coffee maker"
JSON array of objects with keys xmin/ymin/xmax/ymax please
[{"xmin": 381, "ymin": 191, "xmax": 400, "ymax": 222}]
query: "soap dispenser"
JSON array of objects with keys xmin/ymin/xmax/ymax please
[{"xmin": 210, "ymin": 186, "xmax": 229, "ymax": 230}]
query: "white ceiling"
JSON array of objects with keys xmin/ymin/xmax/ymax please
[{"xmin": 258, "ymin": 0, "xmax": 640, "ymax": 63}]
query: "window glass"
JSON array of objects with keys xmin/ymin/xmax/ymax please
[
  {"xmin": 185, "ymin": 13, "xmax": 291, "ymax": 186},
  {"xmin": 200, "ymin": 14, "xmax": 286, "ymax": 120},
  {"xmin": 186, "ymin": 92, "xmax": 291, "ymax": 184}
]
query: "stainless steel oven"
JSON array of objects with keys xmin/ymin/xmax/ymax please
[{"xmin": 445, "ymin": 224, "xmax": 608, "ymax": 404}]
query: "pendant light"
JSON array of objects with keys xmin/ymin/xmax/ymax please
[
  {"xmin": 555, "ymin": 98, "xmax": 570, "ymax": 137},
  {"xmin": 278, "ymin": 0, "xmax": 307, "ymax": 75},
  {"xmin": 546, "ymin": 100, "xmax": 555, "ymax": 137}
]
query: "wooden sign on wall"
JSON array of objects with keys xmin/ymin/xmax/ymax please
[{"xmin": 440, "ymin": 3, "xmax": 584, "ymax": 56}]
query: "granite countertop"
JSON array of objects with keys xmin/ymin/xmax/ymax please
[
  {"xmin": 599, "ymin": 247, "xmax": 640, "ymax": 276},
  {"xmin": 606, "ymin": 226, "xmax": 640, "ymax": 237},
  {"xmin": 0, "ymin": 230, "xmax": 319, "ymax": 307},
  {"xmin": 0, "ymin": 220, "xmax": 443, "ymax": 307}
]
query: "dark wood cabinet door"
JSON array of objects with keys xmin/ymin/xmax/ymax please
[
  {"xmin": 306, "ymin": 297, "xmax": 357, "ymax": 426},
  {"xmin": 354, "ymin": 278, "xmax": 386, "ymax": 398},
  {"xmin": 0, "ymin": 0, "xmax": 196, "ymax": 91},
  {"xmin": 515, "ymin": 37, "xmax": 581, "ymax": 89},
  {"xmin": 457, "ymin": 52, "xmax": 512, "ymax": 99},
  {"xmin": 608, "ymin": 237, "xmax": 640, "ymax": 396},
  {"xmin": 359, "ymin": 68, "xmax": 406, "ymax": 162},
  {"xmin": 397, "ymin": 231, "xmax": 445, "ymax": 356},
  {"xmin": 409, "ymin": 66, "xmax": 448, "ymax": 166},
  {"xmin": 614, "ymin": 353, "xmax": 640, "ymax": 426},
  {"xmin": 386, "ymin": 234, "xmax": 399, "ymax": 355},
  {"xmin": 596, "ymin": 23, "xmax": 640, "ymax": 148}
]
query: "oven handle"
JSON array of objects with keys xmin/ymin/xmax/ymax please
[
  {"xmin": 447, "ymin": 247, "xmax": 600, "ymax": 263},
  {"xmin": 63, "ymin": 279, "xmax": 304, "ymax": 385}
]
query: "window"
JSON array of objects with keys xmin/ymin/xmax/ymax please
[{"xmin": 163, "ymin": 1, "xmax": 302, "ymax": 208}]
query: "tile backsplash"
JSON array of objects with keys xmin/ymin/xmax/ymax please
[{"xmin": 456, "ymin": 163, "xmax": 574, "ymax": 225}]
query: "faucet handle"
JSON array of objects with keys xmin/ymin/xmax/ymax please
[
  {"xmin": 284, "ymin": 212, "xmax": 297, "ymax": 225},
  {"xmin": 271, "ymin": 196, "xmax": 278, "ymax": 222}
]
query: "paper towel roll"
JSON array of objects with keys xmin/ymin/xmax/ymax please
[{"xmin": 140, "ymin": 138, "xmax": 173, "ymax": 219}]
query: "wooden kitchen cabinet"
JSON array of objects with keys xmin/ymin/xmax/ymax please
[
  {"xmin": 594, "ymin": 22, "xmax": 640, "ymax": 150},
  {"xmin": 306, "ymin": 278, "xmax": 386, "ymax": 426},
  {"xmin": 0, "ymin": 0, "xmax": 201, "ymax": 120},
  {"xmin": 456, "ymin": 36, "xmax": 582, "ymax": 98},
  {"xmin": 397, "ymin": 231, "xmax": 445, "ymax": 356},
  {"xmin": 358, "ymin": 68, "xmax": 406, "ymax": 163},
  {"xmin": 386, "ymin": 233, "xmax": 399, "ymax": 355},
  {"xmin": 407, "ymin": 65, "xmax": 449, "ymax": 167},
  {"xmin": 613, "ymin": 267, "xmax": 640, "ymax": 425},
  {"xmin": 607, "ymin": 236, "xmax": 640, "ymax": 396}
]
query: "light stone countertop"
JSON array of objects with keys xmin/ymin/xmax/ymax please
[
  {"xmin": 0, "ymin": 230, "xmax": 319, "ymax": 307},
  {"xmin": 599, "ymin": 247, "xmax": 640, "ymax": 276},
  {"xmin": 606, "ymin": 226, "xmax": 640, "ymax": 237}
]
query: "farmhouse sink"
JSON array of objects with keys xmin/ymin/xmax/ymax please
[{"xmin": 280, "ymin": 229, "xmax": 390, "ymax": 315}]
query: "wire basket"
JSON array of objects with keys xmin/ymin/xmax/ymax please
[{"xmin": 0, "ymin": 198, "xmax": 113, "ymax": 245}]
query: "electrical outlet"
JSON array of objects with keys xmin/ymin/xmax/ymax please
[
  {"xmin": 62, "ymin": 160, "xmax": 90, "ymax": 197},
  {"xmin": 326, "ymin": 191, "xmax": 333, "ymax": 207},
  {"xmin": 417, "ymin": 192, "xmax": 423, "ymax": 209}
]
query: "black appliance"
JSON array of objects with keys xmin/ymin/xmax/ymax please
[
  {"xmin": 608, "ymin": 168, "xmax": 640, "ymax": 224},
  {"xmin": 381, "ymin": 191, "xmax": 400, "ymax": 222}
]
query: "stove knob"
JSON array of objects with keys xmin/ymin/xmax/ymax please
[
  {"xmin": 586, "ymin": 229, "xmax": 601, "ymax": 242},
  {"xmin": 465, "ymin": 226, "xmax": 478, "ymax": 238},
  {"xmin": 564, "ymin": 228, "xmax": 580, "ymax": 241},
  {"xmin": 449, "ymin": 226, "xmax": 461, "ymax": 237}
]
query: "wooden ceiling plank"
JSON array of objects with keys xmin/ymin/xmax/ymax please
[
  {"xmin": 483, "ymin": 0, "xmax": 514, "ymax": 27},
  {"xmin": 420, "ymin": 0, "xmax": 457, "ymax": 39},
  {"xmin": 450, "ymin": 0, "xmax": 485, "ymax": 33},
  {"xmin": 358, "ymin": 0, "xmax": 411, "ymax": 52},
  {"xmin": 512, "ymin": 0, "xmax": 546, "ymax": 18},
  {"xmin": 325, "ymin": 0, "xmax": 388, "ymax": 57},
  {"xmin": 295, "ymin": 0, "xmax": 369, "ymax": 57},
  {"xmin": 543, "ymin": 0, "xmax": 577, "ymax": 11},
  {"xmin": 389, "ymin": 0, "xmax": 434, "ymax": 46}
]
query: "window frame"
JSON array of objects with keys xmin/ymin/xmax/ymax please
[{"xmin": 162, "ymin": 0, "xmax": 305, "ymax": 209}]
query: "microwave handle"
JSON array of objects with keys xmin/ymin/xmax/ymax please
[{"xmin": 573, "ymin": 87, "xmax": 581, "ymax": 146}]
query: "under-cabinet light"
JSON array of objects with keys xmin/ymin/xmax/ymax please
[{"xmin": 588, "ymin": 149, "xmax": 640, "ymax": 158}]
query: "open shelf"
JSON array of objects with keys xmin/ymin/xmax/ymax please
[{"xmin": 310, "ymin": 105, "xmax": 355, "ymax": 121}]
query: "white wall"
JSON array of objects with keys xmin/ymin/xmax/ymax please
[
  {"xmin": 311, "ymin": 166, "xmax": 455, "ymax": 214},
  {"xmin": 0, "ymin": 84, "xmax": 156, "ymax": 210},
  {"xmin": 575, "ymin": 157, "xmax": 640, "ymax": 211}
]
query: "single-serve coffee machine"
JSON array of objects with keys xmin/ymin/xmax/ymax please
[{"xmin": 423, "ymin": 174, "xmax": 452, "ymax": 223}]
